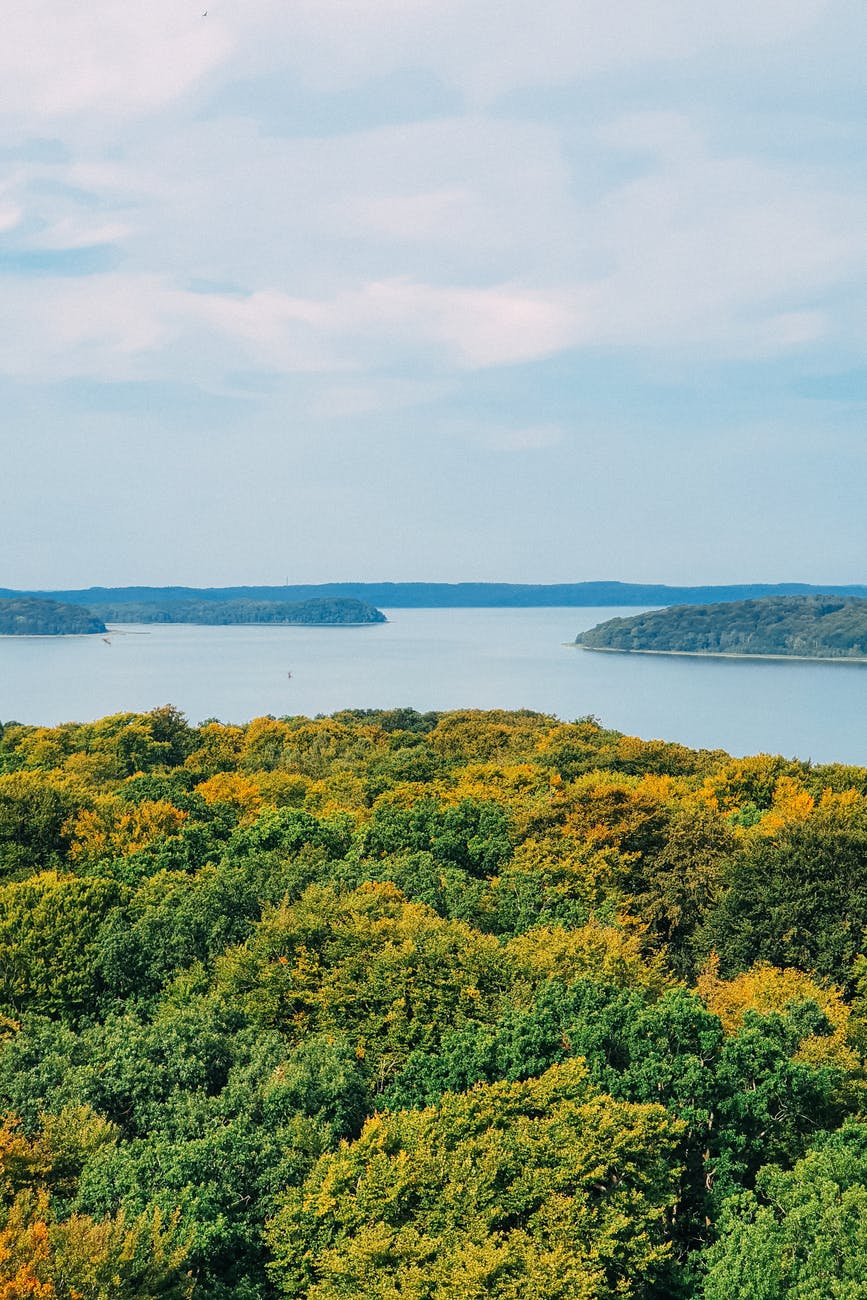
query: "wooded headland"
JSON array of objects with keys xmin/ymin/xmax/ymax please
[
  {"xmin": 0, "ymin": 596, "xmax": 107, "ymax": 636},
  {"xmin": 577, "ymin": 594, "xmax": 867, "ymax": 659},
  {"xmin": 0, "ymin": 596, "xmax": 385, "ymax": 631}
]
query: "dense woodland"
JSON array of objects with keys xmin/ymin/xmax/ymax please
[
  {"xmin": 0, "ymin": 598, "xmax": 384, "ymax": 634},
  {"xmin": 1, "ymin": 705, "xmax": 867, "ymax": 1296},
  {"xmin": 85, "ymin": 598, "xmax": 386, "ymax": 627},
  {"xmin": 578, "ymin": 594, "xmax": 867, "ymax": 658},
  {"xmin": 0, "ymin": 599, "xmax": 106, "ymax": 636}
]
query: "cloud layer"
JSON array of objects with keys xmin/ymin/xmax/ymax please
[{"xmin": 1, "ymin": 0, "xmax": 865, "ymax": 584}]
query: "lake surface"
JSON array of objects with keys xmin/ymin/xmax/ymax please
[{"xmin": 1, "ymin": 606, "xmax": 866, "ymax": 764}]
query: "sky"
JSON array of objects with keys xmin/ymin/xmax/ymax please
[{"xmin": 1, "ymin": 0, "xmax": 865, "ymax": 588}]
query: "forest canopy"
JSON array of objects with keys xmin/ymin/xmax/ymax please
[
  {"xmin": 85, "ymin": 597, "xmax": 386, "ymax": 626},
  {"xmin": 1, "ymin": 705, "xmax": 867, "ymax": 1297},
  {"xmin": 577, "ymin": 594, "xmax": 867, "ymax": 659}
]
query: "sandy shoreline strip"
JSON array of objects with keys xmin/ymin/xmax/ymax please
[{"xmin": 576, "ymin": 645, "xmax": 867, "ymax": 665}]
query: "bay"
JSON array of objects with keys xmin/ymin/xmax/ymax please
[{"xmin": 1, "ymin": 606, "xmax": 865, "ymax": 764}]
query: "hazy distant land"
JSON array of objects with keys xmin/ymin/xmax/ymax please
[
  {"xmin": 577, "ymin": 594, "xmax": 867, "ymax": 660},
  {"xmin": 3, "ymin": 580, "xmax": 867, "ymax": 609}
]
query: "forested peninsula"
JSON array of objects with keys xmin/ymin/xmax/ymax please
[
  {"xmin": 578, "ymin": 594, "xmax": 867, "ymax": 660},
  {"xmin": 0, "ymin": 596, "xmax": 384, "ymax": 631},
  {"xmin": 2, "ymin": 705, "xmax": 867, "ymax": 1297},
  {"xmin": 0, "ymin": 596, "xmax": 106, "ymax": 636},
  {"xmin": 86, "ymin": 597, "xmax": 386, "ymax": 626}
]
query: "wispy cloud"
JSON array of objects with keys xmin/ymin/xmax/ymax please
[
  {"xmin": 1, "ymin": 0, "xmax": 865, "ymax": 585},
  {"xmin": 218, "ymin": 0, "xmax": 831, "ymax": 102},
  {"xmin": 1, "ymin": 100, "xmax": 862, "ymax": 383},
  {"xmin": 0, "ymin": 3, "xmax": 231, "ymax": 121}
]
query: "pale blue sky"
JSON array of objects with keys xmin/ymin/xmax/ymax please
[{"xmin": 1, "ymin": 0, "xmax": 865, "ymax": 587}]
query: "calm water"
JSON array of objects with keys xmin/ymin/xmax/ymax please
[{"xmin": 1, "ymin": 606, "xmax": 866, "ymax": 764}]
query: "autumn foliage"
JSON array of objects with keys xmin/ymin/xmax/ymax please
[{"xmin": 0, "ymin": 706, "xmax": 865, "ymax": 1297}]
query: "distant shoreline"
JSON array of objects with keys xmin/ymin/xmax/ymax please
[
  {"xmin": 0, "ymin": 621, "xmax": 385, "ymax": 638},
  {"xmin": 104, "ymin": 620, "xmax": 386, "ymax": 629},
  {"xmin": 577, "ymin": 644, "xmax": 867, "ymax": 665},
  {"xmin": 103, "ymin": 624, "xmax": 387, "ymax": 634}
]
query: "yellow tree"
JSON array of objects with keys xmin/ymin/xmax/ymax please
[{"xmin": 266, "ymin": 1059, "xmax": 682, "ymax": 1300}]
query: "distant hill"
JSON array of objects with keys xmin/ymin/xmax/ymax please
[
  {"xmin": 0, "ymin": 597, "xmax": 106, "ymax": 636},
  {"xmin": 88, "ymin": 597, "xmax": 386, "ymax": 626},
  {"xmin": 3, "ymin": 581, "xmax": 867, "ymax": 608},
  {"xmin": 577, "ymin": 594, "xmax": 867, "ymax": 660}
]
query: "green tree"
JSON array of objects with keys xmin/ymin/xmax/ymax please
[
  {"xmin": 0, "ymin": 774, "xmax": 79, "ymax": 880},
  {"xmin": 703, "ymin": 813, "xmax": 867, "ymax": 986},
  {"xmin": 267, "ymin": 1058, "xmax": 682, "ymax": 1300},
  {"xmin": 0, "ymin": 873, "xmax": 126, "ymax": 1020},
  {"xmin": 704, "ymin": 1121, "xmax": 867, "ymax": 1299},
  {"xmin": 362, "ymin": 797, "xmax": 513, "ymax": 877},
  {"xmin": 214, "ymin": 883, "xmax": 506, "ymax": 1088}
]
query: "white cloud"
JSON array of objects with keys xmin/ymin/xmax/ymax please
[
  {"xmin": 332, "ymin": 280, "xmax": 578, "ymax": 368},
  {"xmin": 1, "ymin": 112, "xmax": 864, "ymax": 386},
  {"xmin": 28, "ymin": 217, "xmax": 131, "ymax": 251},
  {"xmin": 0, "ymin": 3, "xmax": 864, "ymax": 398},
  {"xmin": 568, "ymin": 116, "xmax": 867, "ymax": 354},
  {"xmin": 232, "ymin": 0, "xmax": 830, "ymax": 103},
  {"xmin": 0, "ymin": 273, "xmax": 579, "ymax": 380},
  {"xmin": 2, "ymin": 0, "xmax": 866, "ymax": 590},
  {"xmin": 3, "ymin": 99, "xmax": 863, "ymax": 387},
  {"xmin": 0, "ymin": 0, "xmax": 832, "ymax": 136},
  {"xmin": 0, "ymin": 205, "xmax": 22, "ymax": 235},
  {"xmin": 0, "ymin": 2, "xmax": 231, "ymax": 122},
  {"xmin": 0, "ymin": 275, "xmax": 175, "ymax": 380}
]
